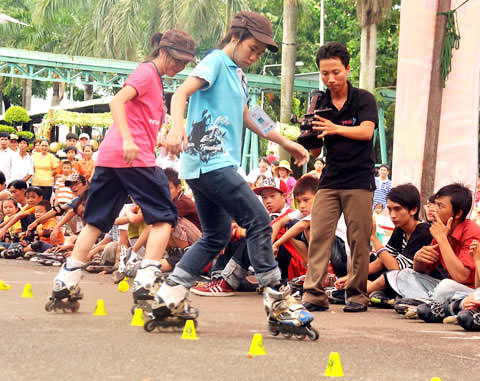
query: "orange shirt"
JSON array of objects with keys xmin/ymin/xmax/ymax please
[
  {"xmin": 37, "ymin": 218, "xmax": 64, "ymax": 245},
  {"xmin": 55, "ymin": 161, "xmax": 84, "ymax": 177}
]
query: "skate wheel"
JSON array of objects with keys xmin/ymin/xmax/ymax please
[
  {"xmin": 305, "ymin": 326, "xmax": 319, "ymax": 341},
  {"xmin": 295, "ymin": 333, "xmax": 306, "ymax": 340},
  {"xmin": 268, "ymin": 325, "xmax": 279, "ymax": 336},
  {"xmin": 45, "ymin": 300, "xmax": 54, "ymax": 312},
  {"xmin": 70, "ymin": 301, "xmax": 80, "ymax": 313},
  {"xmin": 282, "ymin": 332, "xmax": 292, "ymax": 339},
  {"xmin": 144, "ymin": 319, "xmax": 157, "ymax": 333}
]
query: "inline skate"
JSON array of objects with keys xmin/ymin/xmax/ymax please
[
  {"xmin": 263, "ymin": 284, "xmax": 319, "ymax": 341},
  {"xmin": 131, "ymin": 265, "xmax": 163, "ymax": 315},
  {"xmin": 45, "ymin": 264, "xmax": 83, "ymax": 313},
  {"xmin": 144, "ymin": 280, "xmax": 198, "ymax": 332}
]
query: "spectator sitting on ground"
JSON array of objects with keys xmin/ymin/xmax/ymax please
[
  {"xmin": 416, "ymin": 238, "xmax": 480, "ymax": 329},
  {"xmin": 0, "ymin": 198, "xmax": 21, "ymax": 248},
  {"xmin": 191, "ymin": 177, "xmax": 296, "ymax": 296},
  {"xmin": 272, "ymin": 175, "xmax": 350, "ymax": 284},
  {"xmin": 8, "ymin": 180, "xmax": 28, "ymax": 211},
  {"xmin": 334, "ymin": 184, "xmax": 433, "ymax": 304},
  {"xmin": 382, "ymin": 183, "xmax": 479, "ymax": 307},
  {"xmin": 0, "ymin": 186, "xmax": 43, "ymax": 241},
  {"xmin": 0, "ymin": 172, "xmax": 10, "ymax": 201},
  {"xmin": 373, "ymin": 164, "xmax": 392, "ymax": 209},
  {"xmin": 22, "ymin": 200, "xmax": 65, "ymax": 254}
]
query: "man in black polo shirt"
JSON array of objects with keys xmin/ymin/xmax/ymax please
[{"xmin": 302, "ymin": 42, "xmax": 378, "ymax": 313}]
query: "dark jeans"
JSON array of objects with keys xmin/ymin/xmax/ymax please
[{"xmin": 169, "ymin": 166, "xmax": 281, "ymax": 288}]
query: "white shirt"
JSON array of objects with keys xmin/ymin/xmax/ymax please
[
  {"xmin": 0, "ymin": 147, "xmax": 15, "ymax": 184},
  {"xmin": 11, "ymin": 152, "xmax": 34, "ymax": 182}
]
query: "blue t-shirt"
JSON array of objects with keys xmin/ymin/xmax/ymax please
[{"xmin": 180, "ymin": 50, "xmax": 248, "ymax": 179}]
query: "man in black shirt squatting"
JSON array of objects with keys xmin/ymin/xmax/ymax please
[{"xmin": 302, "ymin": 42, "xmax": 379, "ymax": 313}]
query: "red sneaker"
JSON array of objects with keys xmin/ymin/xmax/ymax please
[{"xmin": 191, "ymin": 278, "xmax": 234, "ymax": 297}]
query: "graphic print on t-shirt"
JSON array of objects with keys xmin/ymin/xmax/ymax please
[{"xmin": 186, "ymin": 109, "xmax": 226, "ymax": 163}]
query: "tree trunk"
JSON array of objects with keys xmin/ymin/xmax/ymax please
[
  {"xmin": 280, "ymin": 0, "xmax": 298, "ymax": 125},
  {"xmin": 84, "ymin": 84, "xmax": 93, "ymax": 101},
  {"xmin": 22, "ymin": 79, "xmax": 32, "ymax": 111},
  {"xmin": 420, "ymin": 0, "xmax": 451, "ymax": 210},
  {"xmin": 0, "ymin": 77, "xmax": 3, "ymax": 115},
  {"xmin": 359, "ymin": 23, "xmax": 377, "ymax": 92},
  {"xmin": 51, "ymin": 82, "xmax": 60, "ymax": 106}
]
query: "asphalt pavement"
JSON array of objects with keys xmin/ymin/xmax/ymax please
[{"xmin": 0, "ymin": 260, "xmax": 479, "ymax": 381}]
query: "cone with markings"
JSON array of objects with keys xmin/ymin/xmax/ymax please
[
  {"xmin": 21, "ymin": 283, "xmax": 33, "ymax": 298},
  {"xmin": 181, "ymin": 319, "xmax": 198, "ymax": 340},
  {"xmin": 324, "ymin": 352, "xmax": 344, "ymax": 377}
]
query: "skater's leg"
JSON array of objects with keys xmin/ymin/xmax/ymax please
[
  {"xmin": 69, "ymin": 224, "xmax": 103, "ymax": 263},
  {"xmin": 168, "ymin": 178, "xmax": 232, "ymax": 288}
]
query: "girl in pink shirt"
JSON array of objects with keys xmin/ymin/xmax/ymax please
[{"xmin": 47, "ymin": 30, "xmax": 196, "ymax": 314}]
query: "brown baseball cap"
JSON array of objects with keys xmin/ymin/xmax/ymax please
[
  {"xmin": 231, "ymin": 11, "xmax": 278, "ymax": 52},
  {"xmin": 158, "ymin": 29, "xmax": 196, "ymax": 62}
]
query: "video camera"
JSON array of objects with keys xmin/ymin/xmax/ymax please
[{"xmin": 291, "ymin": 90, "xmax": 333, "ymax": 150}]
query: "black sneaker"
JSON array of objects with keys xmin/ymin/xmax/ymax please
[
  {"xmin": 457, "ymin": 310, "xmax": 480, "ymax": 331},
  {"xmin": 370, "ymin": 291, "xmax": 394, "ymax": 308},
  {"xmin": 393, "ymin": 297, "xmax": 429, "ymax": 315},
  {"xmin": 417, "ymin": 302, "xmax": 447, "ymax": 323},
  {"xmin": 326, "ymin": 288, "xmax": 346, "ymax": 305}
]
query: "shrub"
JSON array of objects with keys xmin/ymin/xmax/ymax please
[{"xmin": 4, "ymin": 106, "xmax": 31, "ymax": 125}]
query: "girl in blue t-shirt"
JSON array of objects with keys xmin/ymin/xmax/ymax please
[{"xmin": 153, "ymin": 11, "xmax": 317, "ymax": 339}]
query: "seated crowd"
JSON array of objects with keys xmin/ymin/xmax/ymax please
[{"xmin": 0, "ymin": 132, "xmax": 479, "ymax": 332}]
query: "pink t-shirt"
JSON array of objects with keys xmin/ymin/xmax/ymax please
[{"xmin": 96, "ymin": 62, "xmax": 166, "ymax": 167}]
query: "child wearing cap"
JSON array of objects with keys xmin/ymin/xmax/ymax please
[
  {"xmin": 48, "ymin": 29, "xmax": 197, "ymax": 313},
  {"xmin": 164, "ymin": 11, "xmax": 315, "ymax": 336}
]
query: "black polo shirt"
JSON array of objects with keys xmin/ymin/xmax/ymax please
[{"xmin": 316, "ymin": 82, "xmax": 378, "ymax": 190}]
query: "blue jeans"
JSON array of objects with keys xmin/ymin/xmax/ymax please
[{"xmin": 169, "ymin": 166, "xmax": 281, "ymax": 288}]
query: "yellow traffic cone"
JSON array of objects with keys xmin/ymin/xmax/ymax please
[
  {"xmin": 431, "ymin": 378, "xmax": 442, "ymax": 381},
  {"xmin": 324, "ymin": 352, "xmax": 344, "ymax": 377},
  {"xmin": 247, "ymin": 333, "xmax": 266, "ymax": 357},
  {"xmin": 131, "ymin": 308, "xmax": 145, "ymax": 327},
  {"xmin": 21, "ymin": 283, "xmax": 33, "ymax": 298},
  {"xmin": 118, "ymin": 278, "xmax": 129, "ymax": 292},
  {"xmin": 0, "ymin": 279, "xmax": 11, "ymax": 290},
  {"xmin": 181, "ymin": 319, "xmax": 198, "ymax": 340},
  {"xmin": 93, "ymin": 299, "xmax": 107, "ymax": 315}
]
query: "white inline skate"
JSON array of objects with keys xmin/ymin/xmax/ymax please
[
  {"xmin": 131, "ymin": 265, "xmax": 164, "ymax": 315},
  {"xmin": 263, "ymin": 284, "xmax": 319, "ymax": 340},
  {"xmin": 45, "ymin": 264, "xmax": 83, "ymax": 313},
  {"xmin": 144, "ymin": 280, "xmax": 199, "ymax": 332}
]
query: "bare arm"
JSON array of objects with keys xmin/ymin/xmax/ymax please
[
  {"xmin": 413, "ymin": 245, "xmax": 439, "ymax": 274},
  {"xmin": 166, "ymin": 76, "xmax": 207, "ymax": 156},
  {"xmin": 273, "ymin": 220, "xmax": 310, "ymax": 251},
  {"xmin": 271, "ymin": 214, "xmax": 291, "ymax": 243},
  {"xmin": 244, "ymin": 108, "xmax": 308, "ymax": 167},
  {"xmin": 313, "ymin": 118, "xmax": 375, "ymax": 141}
]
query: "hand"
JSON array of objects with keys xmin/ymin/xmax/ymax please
[
  {"xmin": 122, "ymin": 137, "xmax": 140, "ymax": 165},
  {"xmin": 414, "ymin": 244, "xmax": 440, "ymax": 265},
  {"xmin": 50, "ymin": 227, "xmax": 60, "ymax": 243},
  {"xmin": 312, "ymin": 115, "xmax": 339, "ymax": 138},
  {"xmin": 334, "ymin": 275, "xmax": 349, "ymax": 290},
  {"xmin": 27, "ymin": 222, "xmax": 37, "ymax": 234},
  {"xmin": 429, "ymin": 214, "xmax": 452, "ymax": 241},
  {"xmin": 165, "ymin": 126, "xmax": 188, "ymax": 157},
  {"xmin": 282, "ymin": 140, "xmax": 309, "ymax": 166},
  {"xmin": 469, "ymin": 239, "xmax": 480, "ymax": 263},
  {"xmin": 272, "ymin": 242, "xmax": 279, "ymax": 257},
  {"xmin": 0, "ymin": 228, "xmax": 6, "ymax": 241}
]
